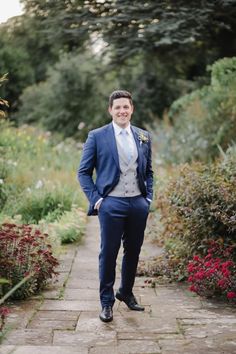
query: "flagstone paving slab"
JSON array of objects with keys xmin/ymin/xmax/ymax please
[
  {"xmin": 2, "ymin": 217, "xmax": 236, "ymax": 354},
  {"xmin": 89, "ymin": 346, "xmax": 118, "ymax": 354},
  {"xmin": 53, "ymin": 329, "xmax": 117, "ymax": 346},
  {"xmin": 0, "ymin": 346, "xmax": 15, "ymax": 354},
  {"xmin": 3, "ymin": 329, "xmax": 53, "ymax": 345},
  {"xmin": 64, "ymin": 288, "xmax": 99, "ymax": 300},
  {"xmin": 117, "ymin": 339, "xmax": 161, "ymax": 353},
  {"xmin": 7, "ymin": 346, "xmax": 89, "ymax": 354},
  {"xmin": 40, "ymin": 299, "xmax": 100, "ymax": 311}
]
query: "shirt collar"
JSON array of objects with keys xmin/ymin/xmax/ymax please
[{"xmin": 112, "ymin": 121, "xmax": 131, "ymax": 136}]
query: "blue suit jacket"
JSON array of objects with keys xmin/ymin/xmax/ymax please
[{"xmin": 78, "ymin": 122, "xmax": 153, "ymax": 215}]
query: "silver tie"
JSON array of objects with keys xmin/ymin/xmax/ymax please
[{"xmin": 120, "ymin": 129, "xmax": 132, "ymax": 163}]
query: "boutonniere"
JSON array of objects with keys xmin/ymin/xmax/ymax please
[{"xmin": 138, "ymin": 131, "xmax": 149, "ymax": 145}]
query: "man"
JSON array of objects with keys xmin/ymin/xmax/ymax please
[{"xmin": 78, "ymin": 90, "xmax": 153, "ymax": 322}]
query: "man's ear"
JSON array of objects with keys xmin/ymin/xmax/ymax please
[{"xmin": 108, "ymin": 106, "xmax": 112, "ymax": 115}]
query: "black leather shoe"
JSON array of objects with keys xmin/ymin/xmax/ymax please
[
  {"xmin": 99, "ymin": 306, "xmax": 113, "ymax": 322},
  {"xmin": 115, "ymin": 291, "xmax": 145, "ymax": 311}
]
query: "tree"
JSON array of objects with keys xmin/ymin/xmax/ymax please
[
  {"xmin": 21, "ymin": 0, "xmax": 236, "ymax": 68},
  {"xmin": 15, "ymin": 51, "xmax": 108, "ymax": 139},
  {"xmin": 0, "ymin": 14, "xmax": 60, "ymax": 112}
]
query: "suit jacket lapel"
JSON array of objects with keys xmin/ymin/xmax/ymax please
[
  {"xmin": 131, "ymin": 126, "xmax": 143, "ymax": 167},
  {"xmin": 106, "ymin": 123, "xmax": 120, "ymax": 169}
]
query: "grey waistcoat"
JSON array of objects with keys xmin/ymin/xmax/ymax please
[{"xmin": 108, "ymin": 136, "xmax": 141, "ymax": 197}]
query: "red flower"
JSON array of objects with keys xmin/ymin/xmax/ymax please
[
  {"xmin": 217, "ymin": 279, "xmax": 227, "ymax": 288},
  {"xmin": 227, "ymin": 292, "xmax": 236, "ymax": 299},
  {"xmin": 189, "ymin": 285, "xmax": 197, "ymax": 292},
  {"xmin": 0, "ymin": 306, "xmax": 10, "ymax": 317},
  {"xmin": 193, "ymin": 255, "xmax": 200, "ymax": 261}
]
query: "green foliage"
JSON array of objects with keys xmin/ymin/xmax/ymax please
[
  {"xmin": 155, "ymin": 145, "xmax": 236, "ymax": 279},
  {"xmin": 7, "ymin": 188, "xmax": 74, "ymax": 224},
  {"xmin": 53, "ymin": 207, "xmax": 86, "ymax": 244},
  {"xmin": 155, "ymin": 57, "xmax": 236, "ymax": 163},
  {"xmin": 38, "ymin": 207, "xmax": 86, "ymax": 245},
  {"xmin": 0, "ymin": 120, "xmax": 87, "ymax": 220},
  {"xmin": 15, "ymin": 51, "xmax": 106, "ymax": 139}
]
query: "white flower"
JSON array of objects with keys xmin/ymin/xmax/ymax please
[
  {"xmin": 35, "ymin": 180, "xmax": 44, "ymax": 189},
  {"xmin": 0, "ymin": 179, "xmax": 4, "ymax": 184},
  {"xmin": 78, "ymin": 122, "xmax": 85, "ymax": 130}
]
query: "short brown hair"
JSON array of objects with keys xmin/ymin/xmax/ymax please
[{"xmin": 109, "ymin": 90, "xmax": 133, "ymax": 107}]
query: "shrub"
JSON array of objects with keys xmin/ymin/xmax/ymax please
[
  {"xmin": 0, "ymin": 223, "xmax": 59, "ymax": 299},
  {"xmin": 154, "ymin": 57, "xmax": 236, "ymax": 164},
  {"xmin": 156, "ymin": 145, "xmax": 236, "ymax": 279},
  {"xmin": 187, "ymin": 241, "xmax": 236, "ymax": 302}
]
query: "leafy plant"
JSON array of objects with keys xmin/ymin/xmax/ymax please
[
  {"xmin": 0, "ymin": 223, "xmax": 59, "ymax": 299},
  {"xmin": 9, "ymin": 188, "xmax": 74, "ymax": 224},
  {"xmin": 39, "ymin": 207, "xmax": 86, "ymax": 245}
]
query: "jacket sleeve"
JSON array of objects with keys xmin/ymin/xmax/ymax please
[
  {"xmin": 77, "ymin": 131, "xmax": 101, "ymax": 208},
  {"xmin": 146, "ymin": 132, "xmax": 154, "ymax": 201}
]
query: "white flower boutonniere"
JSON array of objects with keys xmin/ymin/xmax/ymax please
[{"xmin": 138, "ymin": 131, "xmax": 149, "ymax": 145}]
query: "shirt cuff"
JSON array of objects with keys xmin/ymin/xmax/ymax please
[{"xmin": 94, "ymin": 197, "xmax": 103, "ymax": 209}]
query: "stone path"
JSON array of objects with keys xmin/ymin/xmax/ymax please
[{"xmin": 1, "ymin": 217, "xmax": 236, "ymax": 354}]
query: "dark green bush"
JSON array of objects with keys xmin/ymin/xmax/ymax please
[{"xmin": 156, "ymin": 145, "xmax": 236, "ymax": 278}]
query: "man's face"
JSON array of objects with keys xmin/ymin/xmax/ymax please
[{"xmin": 108, "ymin": 97, "xmax": 134, "ymax": 128}]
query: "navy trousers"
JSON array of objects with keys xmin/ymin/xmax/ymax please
[{"xmin": 98, "ymin": 195, "xmax": 150, "ymax": 307}]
